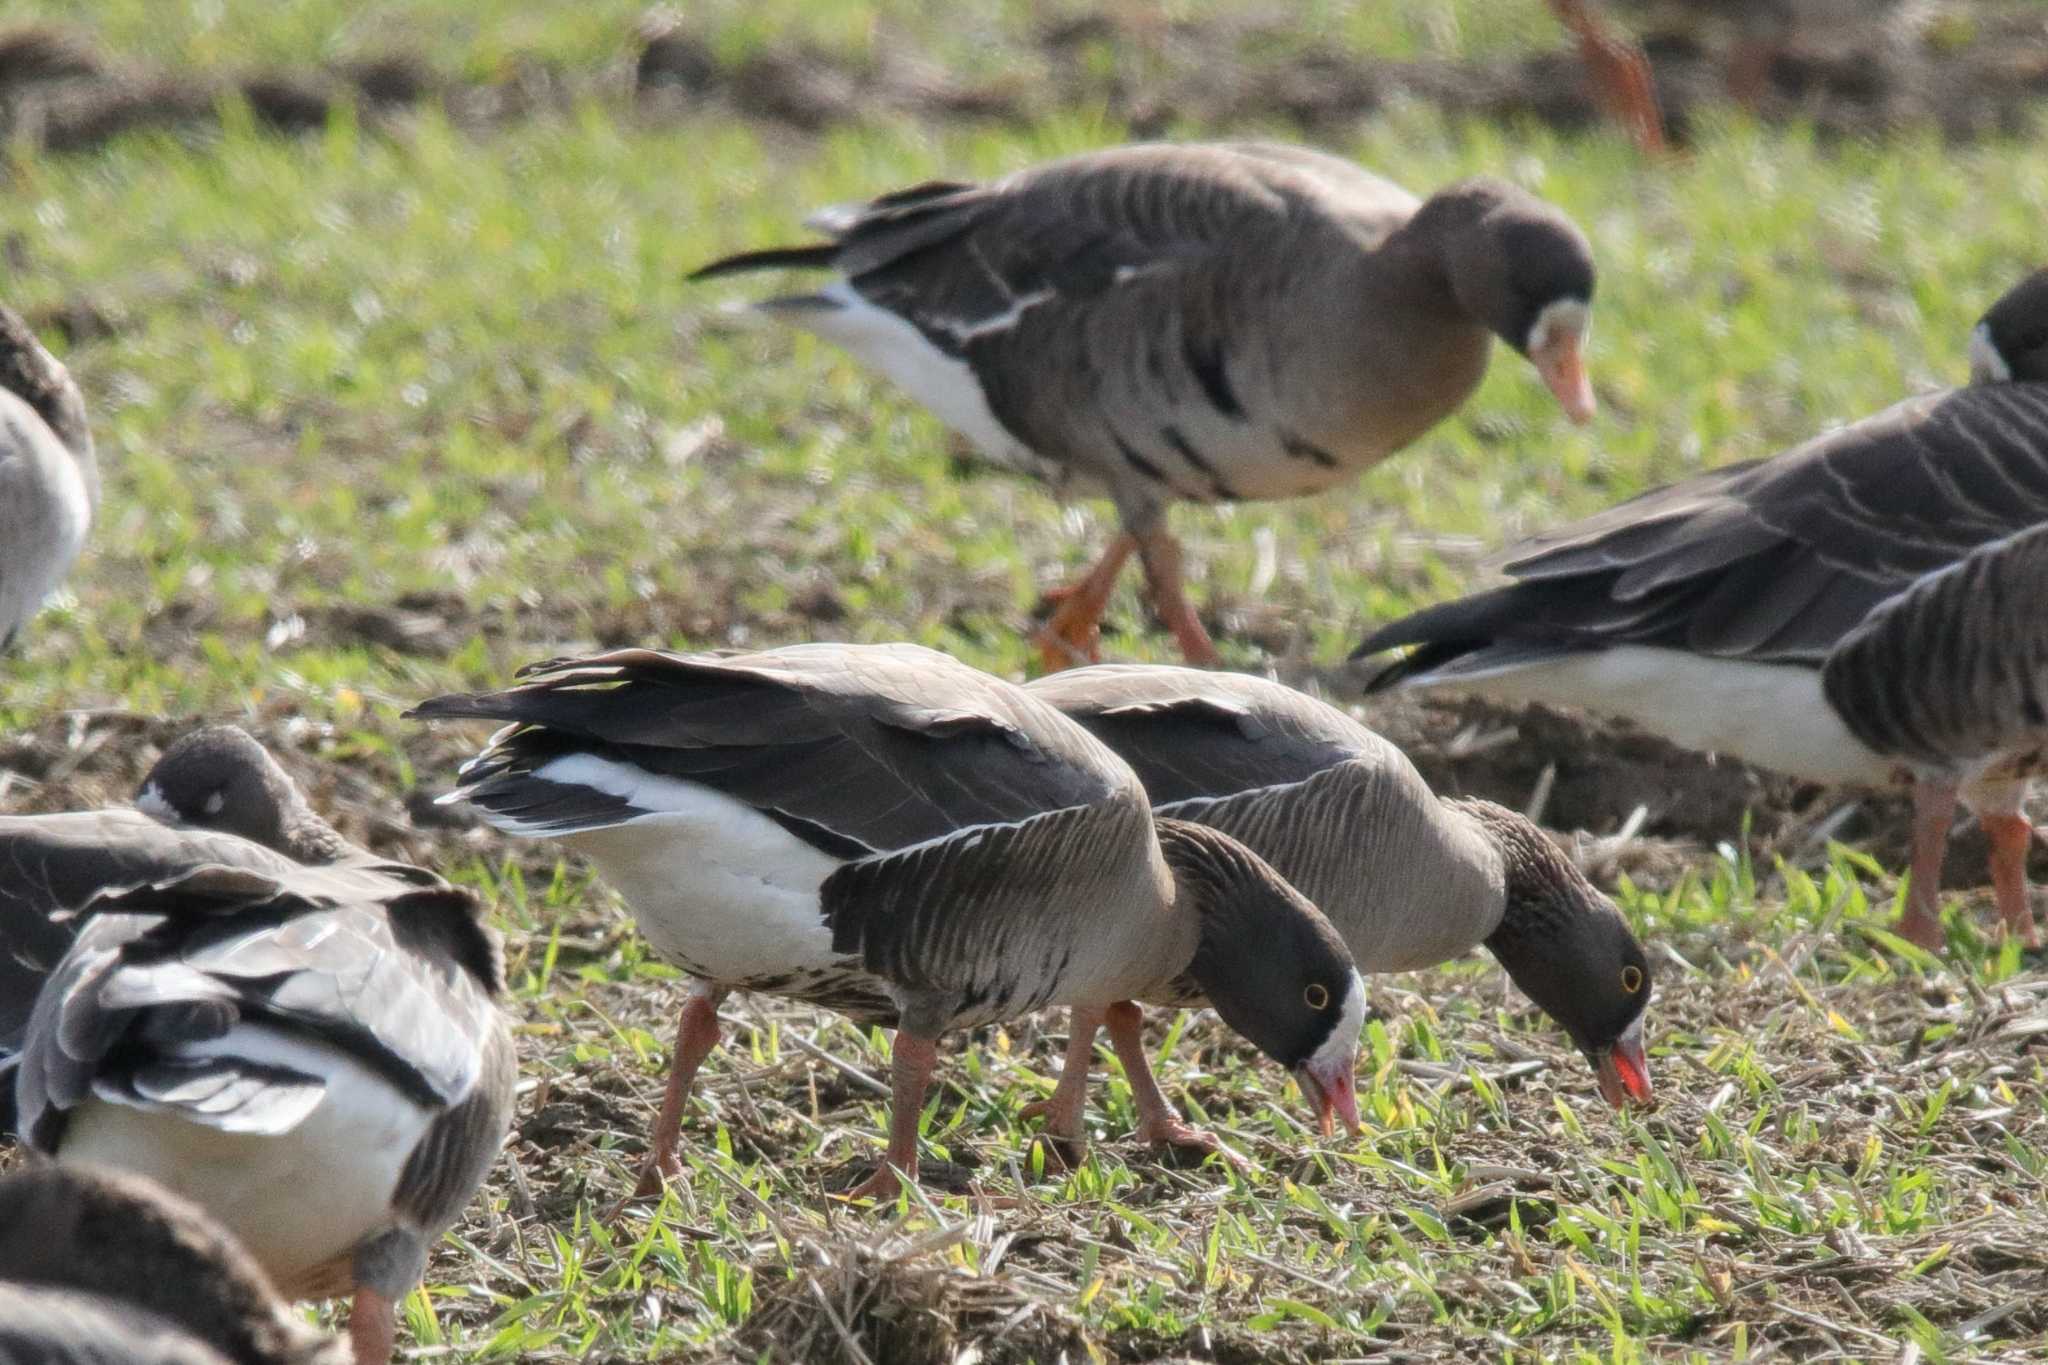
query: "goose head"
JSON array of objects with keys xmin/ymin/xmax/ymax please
[
  {"xmin": 134, "ymin": 724, "xmax": 345, "ymax": 863},
  {"xmin": 0, "ymin": 304, "xmax": 92, "ymax": 464},
  {"xmin": 1970, "ymin": 268, "xmax": 2048, "ymax": 386}
]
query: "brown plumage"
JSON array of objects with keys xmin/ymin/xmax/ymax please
[
  {"xmin": 1027, "ymin": 664, "xmax": 1653, "ymax": 1109},
  {"xmin": 411, "ymin": 641, "xmax": 1366, "ymax": 1201},
  {"xmin": 693, "ymin": 142, "xmax": 1596, "ymax": 667}
]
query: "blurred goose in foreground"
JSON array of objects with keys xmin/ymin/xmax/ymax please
[
  {"xmin": 1821, "ymin": 522, "xmax": 2048, "ymax": 947},
  {"xmin": 0, "ymin": 1163, "xmax": 347, "ymax": 1365},
  {"xmin": 412, "ymin": 642, "xmax": 1365, "ymax": 1202},
  {"xmin": 0, "ymin": 303, "xmax": 96, "ymax": 652},
  {"xmin": 11, "ymin": 745, "xmax": 514, "ymax": 1364},
  {"xmin": 692, "ymin": 143, "xmax": 1597, "ymax": 669},
  {"xmin": 1356, "ymin": 270, "xmax": 2048, "ymax": 950},
  {"xmin": 1028, "ymin": 664, "xmax": 1654, "ymax": 1118}
]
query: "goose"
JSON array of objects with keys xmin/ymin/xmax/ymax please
[
  {"xmin": 1026, "ymin": 663, "xmax": 1653, "ymax": 1125},
  {"xmin": 0, "ymin": 1163, "xmax": 347, "ymax": 1365},
  {"xmin": 409, "ymin": 642, "xmax": 1366, "ymax": 1202},
  {"xmin": 1354, "ymin": 269, "xmax": 2048, "ymax": 950},
  {"xmin": 0, "ymin": 304, "xmax": 95, "ymax": 653},
  {"xmin": 691, "ymin": 143, "xmax": 1597, "ymax": 669},
  {"xmin": 1820, "ymin": 521, "xmax": 2048, "ymax": 947},
  {"xmin": 10, "ymin": 773, "xmax": 515, "ymax": 1363}
]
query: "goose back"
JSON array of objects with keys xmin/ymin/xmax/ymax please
[
  {"xmin": 0, "ymin": 305, "xmax": 95, "ymax": 650},
  {"xmin": 1026, "ymin": 665, "xmax": 1508, "ymax": 970}
]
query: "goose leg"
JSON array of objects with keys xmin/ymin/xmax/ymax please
[
  {"xmin": 1900, "ymin": 779, "xmax": 1956, "ymax": 951},
  {"xmin": 845, "ymin": 1031, "xmax": 938, "ymax": 1201},
  {"xmin": 1104, "ymin": 1002, "xmax": 1235, "ymax": 1162},
  {"xmin": 621, "ymin": 981, "xmax": 728, "ymax": 1205},
  {"xmin": 347, "ymin": 1288, "xmax": 398, "ymax": 1365},
  {"xmin": 1134, "ymin": 528, "xmax": 1220, "ymax": 667},
  {"xmin": 1967, "ymin": 780, "xmax": 2043, "ymax": 949},
  {"xmin": 1036, "ymin": 534, "xmax": 1136, "ymax": 671},
  {"xmin": 1018, "ymin": 1006, "xmax": 1105, "ymax": 1167},
  {"xmin": 1547, "ymin": 0, "xmax": 1667, "ymax": 155}
]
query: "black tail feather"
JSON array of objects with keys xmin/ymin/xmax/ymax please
[{"xmin": 688, "ymin": 242, "xmax": 841, "ymax": 282}]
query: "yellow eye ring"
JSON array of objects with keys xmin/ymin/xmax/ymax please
[
  {"xmin": 1621, "ymin": 965, "xmax": 1644, "ymax": 994},
  {"xmin": 1304, "ymin": 983, "xmax": 1330, "ymax": 1010}
]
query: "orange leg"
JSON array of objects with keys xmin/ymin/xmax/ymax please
[
  {"xmin": 845, "ymin": 1031, "xmax": 939, "ymax": 1202},
  {"xmin": 1104, "ymin": 1002, "xmax": 1236, "ymax": 1162},
  {"xmin": 1134, "ymin": 528, "xmax": 1220, "ymax": 667},
  {"xmin": 1981, "ymin": 812, "xmax": 2043, "ymax": 949},
  {"xmin": 1036, "ymin": 534, "xmax": 1136, "ymax": 672},
  {"xmin": 1547, "ymin": 0, "xmax": 1667, "ymax": 155},
  {"xmin": 1899, "ymin": 780, "xmax": 1955, "ymax": 951},
  {"xmin": 348, "ymin": 1287, "xmax": 398, "ymax": 1365},
  {"xmin": 1018, "ymin": 1006, "xmax": 1105, "ymax": 1165},
  {"xmin": 617, "ymin": 982, "xmax": 727, "ymax": 1209}
]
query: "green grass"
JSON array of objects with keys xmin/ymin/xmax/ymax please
[{"xmin": 1, "ymin": 4, "xmax": 2045, "ymax": 1361}]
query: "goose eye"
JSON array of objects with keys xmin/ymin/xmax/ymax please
[
  {"xmin": 1304, "ymin": 983, "xmax": 1330, "ymax": 1010},
  {"xmin": 1621, "ymin": 965, "xmax": 1644, "ymax": 994}
]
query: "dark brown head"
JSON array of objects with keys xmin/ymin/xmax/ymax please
[
  {"xmin": 1455, "ymin": 800, "xmax": 1653, "ymax": 1109},
  {"xmin": 0, "ymin": 1163, "xmax": 347, "ymax": 1364},
  {"xmin": 0, "ymin": 303, "xmax": 92, "ymax": 459},
  {"xmin": 1971, "ymin": 268, "xmax": 2048, "ymax": 385},
  {"xmin": 1411, "ymin": 178, "xmax": 1597, "ymax": 424},
  {"xmin": 135, "ymin": 725, "xmax": 346, "ymax": 864},
  {"xmin": 1157, "ymin": 817, "xmax": 1366, "ymax": 1136}
]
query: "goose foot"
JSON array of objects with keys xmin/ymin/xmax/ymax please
[
  {"xmin": 1035, "ymin": 535, "xmax": 1136, "ymax": 671},
  {"xmin": 1896, "ymin": 780, "xmax": 1956, "ymax": 952},
  {"xmin": 1134, "ymin": 529, "xmax": 1219, "ymax": 667},
  {"xmin": 841, "ymin": 1031, "xmax": 939, "ymax": 1204},
  {"xmin": 1982, "ymin": 812, "xmax": 2043, "ymax": 949},
  {"xmin": 1547, "ymin": 0, "xmax": 1666, "ymax": 155},
  {"xmin": 611, "ymin": 983, "xmax": 727, "ymax": 1217}
]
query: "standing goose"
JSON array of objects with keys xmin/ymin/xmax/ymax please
[
  {"xmin": 409, "ymin": 642, "xmax": 1366, "ymax": 1202},
  {"xmin": 0, "ymin": 1164, "xmax": 347, "ymax": 1365},
  {"xmin": 1354, "ymin": 269, "xmax": 2048, "ymax": 950},
  {"xmin": 0, "ymin": 303, "xmax": 95, "ymax": 652},
  {"xmin": 1027, "ymin": 664, "xmax": 1653, "ymax": 1127},
  {"xmin": 11, "ymin": 794, "xmax": 515, "ymax": 1363},
  {"xmin": 692, "ymin": 143, "xmax": 1597, "ymax": 669},
  {"xmin": 1820, "ymin": 522, "xmax": 2048, "ymax": 947}
]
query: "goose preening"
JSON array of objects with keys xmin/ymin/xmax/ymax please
[
  {"xmin": 10, "ymin": 736, "xmax": 514, "ymax": 1365},
  {"xmin": 691, "ymin": 143, "xmax": 1597, "ymax": 669},
  {"xmin": 1026, "ymin": 664, "xmax": 1654, "ymax": 1112},
  {"xmin": 410, "ymin": 642, "xmax": 1366, "ymax": 1202},
  {"xmin": 0, "ymin": 1163, "xmax": 347, "ymax": 1365},
  {"xmin": 1355, "ymin": 269, "xmax": 2048, "ymax": 950},
  {"xmin": 0, "ymin": 304, "xmax": 96, "ymax": 653}
]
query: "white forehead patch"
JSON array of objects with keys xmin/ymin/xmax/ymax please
[
  {"xmin": 1969, "ymin": 321, "xmax": 2012, "ymax": 385},
  {"xmin": 1308, "ymin": 968, "xmax": 1369, "ymax": 1075},
  {"xmin": 1528, "ymin": 297, "xmax": 1590, "ymax": 355},
  {"xmin": 134, "ymin": 782, "xmax": 176, "ymax": 824}
]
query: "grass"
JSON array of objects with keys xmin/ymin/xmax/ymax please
[{"xmin": 1, "ymin": 3, "xmax": 2045, "ymax": 1361}]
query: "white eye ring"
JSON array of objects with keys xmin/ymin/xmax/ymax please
[
  {"xmin": 1304, "ymin": 983, "xmax": 1330, "ymax": 1010},
  {"xmin": 1621, "ymin": 965, "xmax": 1644, "ymax": 994}
]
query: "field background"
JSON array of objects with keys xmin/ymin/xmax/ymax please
[{"xmin": 2, "ymin": 2, "xmax": 2046, "ymax": 1361}]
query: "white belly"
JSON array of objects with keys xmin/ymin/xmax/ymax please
[
  {"xmin": 1418, "ymin": 645, "xmax": 1896, "ymax": 787},
  {"xmin": 540, "ymin": 754, "xmax": 854, "ymax": 983},
  {"xmin": 56, "ymin": 1025, "xmax": 431, "ymax": 1290}
]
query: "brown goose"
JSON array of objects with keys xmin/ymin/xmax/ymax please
[
  {"xmin": 0, "ymin": 1164, "xmax": 347, "ymax": 1365},
  {"xmin": 0, "ymin": 303, "xmax": 95, "ymax": 652},
  {"xmin": 1822, "ymin": 522, "xmax": 2048, "ymax": 947},
  {"xmin": 410, "ymin": 642, "xmax": 1365, "ymax": 1202},
  {"xmin": 1356, "ymin": 269, "xmax": 2048, "ymax": 950},
  {"xmin": 692, "ymin": 143, "xmax": 1597, "ymax": 669},
  {"xmin": 134, "ymin": 724, "xmax": 360, "ymax": 864},
  {"xmin": 1027, "ymin": 664, "xmax": 1653, "ymax": 1121},
  {"xmin": 11, "ymin": 773, "xmax": 514, "ymax": 1363}
]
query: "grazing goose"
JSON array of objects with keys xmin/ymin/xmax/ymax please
[
  {"xmin": 12, "ymin": 811, "xmax": 514, "ymax": 1362},
  {"xmin": 692, "ymin": 143, "xmax": 1597, "ymax": 669},
  {"xmin": 410, "ymin": 642, "xmax": 1366, "ymax": 1201},
  {"xmin": 1355, "ymin": 269, "xmax": 2048, "ymax": 950},
  {"xmin": 0, "ymin": 304, "xmax": 95, "ymax": 652},
  {"xmin": 0, "ymin": 1164, "xmax": 347, "ymax": 1365},
  {"xmin": 1821, "ymin": 522, "xmax": 2048, "ymax": 947},
  {"xmin": 1027, "ymin": 664, "xmax": 1653, "ymax": 1120}
]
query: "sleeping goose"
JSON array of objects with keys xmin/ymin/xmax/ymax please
[
  {"xmin": 1026, "ymin": 664, "xmax": 1653, "ymax": 1124},
  {"xmin": 11, "ymin": 797, "xmax": 514, "ymax": 1362},
  {"xmin": 1821, "ymin": 521, "xmax": 2048, "ymax": 947},
  {"xmin": 134, "ymin": 724, "xmax": 361, "ymax": 865},
  {"xmin": 409, "ymin": 642, "xmax": 1366, "ymax": 1202},
  {"xmin": 691, "ymin": 143, "xmax": 1597, "ymax": 669},
  {"xmin": 0, "ymin": 303, "xmax": 96, "ymax": 653},
  {"xmin": 0, "ymin": 1164, "xmax": 347, "ymax": 1365},
  {"xmin": 1354, "ymin": 268, "xmax": 2048, "ymax": 950}
]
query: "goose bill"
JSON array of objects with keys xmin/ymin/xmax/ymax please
[
  {"xmin": 1591, "ymin": 1015, "xmax": 1653, "ymax": 1109},
  {"xmin": 1530, "ymin": 325, "xmax": 1596, "ymax": 426},
  {"xmin": 1295, "ymin": 1058, "xmax": 1361, "ymax": 1138}
]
